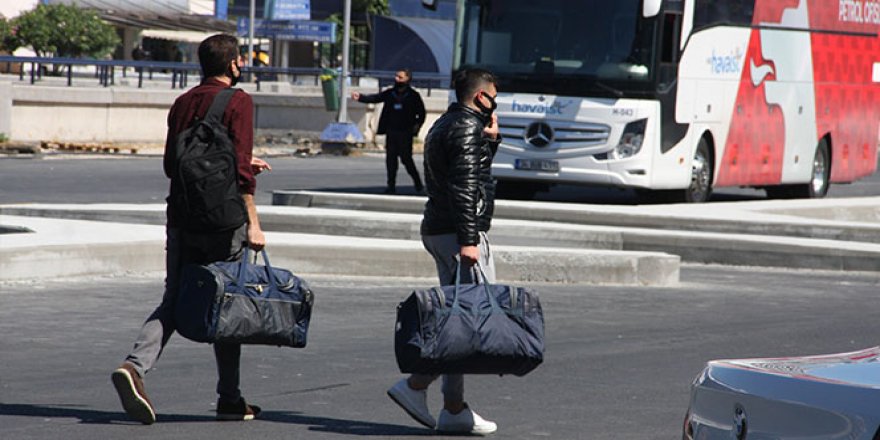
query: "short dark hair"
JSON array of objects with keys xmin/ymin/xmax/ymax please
[
  {"xmin": 398, "ymin": 68, "xmax": 412, "ymax": 80},
  {"xmin": 453, "ymin": 68, "xmax": 497, "ymax": 102},
  {"xmin": 198, "ymin": 34, "xmax": 239, "ymax": 78}
]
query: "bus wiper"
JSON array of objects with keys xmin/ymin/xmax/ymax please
[{"xmin": 595, "ymin": 81, "xmax": 624, "ymax": 98}]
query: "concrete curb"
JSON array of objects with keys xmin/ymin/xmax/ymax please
[
  {"xmin": 0, "ymin": 214, "xmax": 679, "ymax": 285},
  {"xmin": 1, "ymin": 241, "xmax": 166, "ymax": 280},
  {"xmin": 270, "ymin": 191, "xmax": 880, "ymax": 271},
  {"xmin": 5, "ymin": 203, "xmax": 880, "ymax": 272},
  {"xmin": 275, "ymin": 191, "xmax": 880, "ymax": 243}
]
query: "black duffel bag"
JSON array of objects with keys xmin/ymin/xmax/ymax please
[
  {"xmin": 175, "ymin": 248, "xmax": 314, "ymax": 347},
  {"xmin": 395, "ymin": 263, "xmax": 544, "ymax": 376}
]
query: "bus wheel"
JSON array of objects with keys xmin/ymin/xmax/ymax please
[
  {"xmin": 766, "ymin": 139, "xmax": 830, "ymax": 199},
  {"xmin": 664, "ymin": 138, "xmax": 713, "ymax": 203},
  {"xmin": 639, "ymin": 139, "xmax": 712, "ymax": 204},
  {"xmin": 496, "ymin": 180, "xmax": 539, "ymax": 200},
  {"xmin": 684, "ymin": 139, "xmax": 713, "ymax": 203}
]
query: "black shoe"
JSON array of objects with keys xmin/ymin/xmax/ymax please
[
  {"xmin": 383, "ymin": 187, "xmax": 397, "ymax": 195},
  {"xmin": 216, "ymin": 397, "xmax": 262, "ymax": 421}
]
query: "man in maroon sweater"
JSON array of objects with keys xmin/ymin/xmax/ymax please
[{"xmin": 111, "ymin": 34, "xmax": 269, "ymax": 424}]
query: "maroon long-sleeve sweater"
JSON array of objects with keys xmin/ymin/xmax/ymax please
[{"xmin": 162, "ymin": 78, "xmax": 256, "ymax": 227}]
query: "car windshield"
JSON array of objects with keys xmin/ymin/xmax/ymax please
[{"xmin": 457, "ymin": 0, "xmax": 657, "ymax": 96}]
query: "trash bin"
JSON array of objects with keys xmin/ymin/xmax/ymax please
[{"xmin": 320, "ymin": 68, "xmax": 339, "ymax": 112}]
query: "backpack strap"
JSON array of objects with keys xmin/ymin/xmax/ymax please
[
  {"xmin": 204, "ymin": 88, "xmax": 237, "ymax": 125},
  {"xmin": 173, "ymin": 87, "xmax": 238, "ymax": 164}
]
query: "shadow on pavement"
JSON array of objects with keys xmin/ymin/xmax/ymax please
[
  {"xmin": 0, "ymin": 403, "xmax": 214, "ymax": 424},
  {"xmin": 299, "ymin": 185, "xmax": 767, "ymax": 205},
  {"xmin": 257, "ymin": 411, "xmax": 434, "ymax": 436},
  {"xmin": 296, "ymin": 186, "xmax": 426, "ymax": 196},
  {"xmin": 0, "ymin": 403, "xmax": 432, "ymax": 435}
]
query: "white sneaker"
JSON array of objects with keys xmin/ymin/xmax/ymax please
[
  {"xmin": 437, "ymin": 404, "xmax": 497, "ymax": 435},
  {"xmin": 387, "ymin": 378, "xmax": 436, "ymax": 428}
]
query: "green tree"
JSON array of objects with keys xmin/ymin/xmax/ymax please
[
  {"xmin": 328, "ymin": 0, "xmax": 389, "ymax": 40},
  {"xmin": 0, "ymin": 17, "xmax": 20, "ymax": 53},
  {"xmin": 356, "ymin": 0, "xmax": 390, "ymax": 16},
  {"xmin": 14, "ymin": 3, "xmax": 119, "ymax": 58},
  {"xmin": 325, "ymin": 0, "xmax": 388, "ymax": 67}
]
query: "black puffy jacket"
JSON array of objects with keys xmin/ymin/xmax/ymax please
[{"xmin": 420, "ymin": 103, "xmax": 500, "ymax": 245}]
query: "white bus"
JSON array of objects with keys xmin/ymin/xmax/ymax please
[{"xmin": 425, "ymin": 0, "xmax": 880, "ymax": 202}]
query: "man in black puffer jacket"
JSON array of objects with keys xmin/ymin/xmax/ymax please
[{"xmin": 386, "ymin": 68, "xmax": 501, "ymax": 435}]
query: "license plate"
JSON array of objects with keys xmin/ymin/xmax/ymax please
[{"xmin": 515, "ymin": 159, "xmax": 560, "ymax": 172}]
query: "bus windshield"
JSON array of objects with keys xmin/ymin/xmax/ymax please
[{"xmin": 457, "ymin": 0, "xmax": 657, "ymax": 97}]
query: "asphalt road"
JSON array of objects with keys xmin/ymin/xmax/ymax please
[
  {"xmin": 3, "ymin": 153, "xmax": 880, "ymax": 438},
  {"xmin": 1, "ymin": 266, "xmax": 879, "ymax": 439},
  {"xmin": 1, "ymin": 153, "xmax": 879, "ymax": 206}
]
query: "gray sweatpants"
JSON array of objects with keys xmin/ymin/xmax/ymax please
[
  {"xmin": 411, "ymin": 231, "xmax": 495, "ymax": 403},
  {"xmin": 124, "ymin": 224, "xmax": 247, "ymax": 404}
]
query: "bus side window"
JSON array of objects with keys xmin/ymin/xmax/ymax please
[
  {"xmin": 661, "ymin": 13, "xmax": 682, "ymax": 64},
  {"xmin": 659, "ymin": 12, "xmax": 682, "ymax": 89}
]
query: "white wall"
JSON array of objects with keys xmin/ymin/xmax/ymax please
[{"xmin": 0, "ymin": 81, "xmax": 449, "ymax": 144}]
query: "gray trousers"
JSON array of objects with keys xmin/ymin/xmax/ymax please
[
  {"xmin": 412, "ymin": 231, "xmax": 495, "ymax": 403},
  {"xmin": 124, "ymin": 224, "xmax": 247, "ymax": 404}
]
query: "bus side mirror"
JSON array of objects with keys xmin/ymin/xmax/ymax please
[
  {"xmin": 421, "ymin": 0, "xmax": 438, "ymax": 11},
  {"xmin": 643, "ymin": 0, "xmax": 661, "ymax": 17}
]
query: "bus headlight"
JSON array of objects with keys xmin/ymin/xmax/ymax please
[{"xmin": 613, "ymin": 119, "xmax": 647, "ymax": 160}]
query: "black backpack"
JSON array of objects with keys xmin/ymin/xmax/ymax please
[{"xmin": 171, "ymin": 88, "xmax": 247, "ymax": 232}]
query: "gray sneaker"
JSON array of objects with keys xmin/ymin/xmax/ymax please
[
  {"xmin": 437, "ymin": 404, "xmax": 497, "ymax": 435},
  {"xmin": 387, "ymin": 378, "xmax": 435, "ymax": 428}
]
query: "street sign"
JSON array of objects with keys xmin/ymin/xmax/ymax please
[
  {"xmin": 236, "ymin": 18, "xmax": 336, "ymax": 43},
  {"xmin": 265, "ymin": 0, "xmax": 311, "ymax": 20}
]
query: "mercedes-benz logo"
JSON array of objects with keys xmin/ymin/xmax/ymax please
[{"xmin": 524, "ymin": 122, "xmax": 554, "ymax": 147}]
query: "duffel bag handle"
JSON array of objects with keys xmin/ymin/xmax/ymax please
[
  {"xmin": 451, "ymin": 256, "xmax": 501, "ymax": 312},
  {"xmin": 236, "ymin": 248, "xmax": 280, "ymax": 294}
]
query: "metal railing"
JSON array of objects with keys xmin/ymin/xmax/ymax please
[
  {"xmin": 0, "ymin": 56, "xmax": 450, "ymax": 95},
  {"xmin": 0, "ymin": 55, "xmax": 200, "ymax": 89},
  {"xmin": 246, "ymin": 66, "xmax": 449, "ymax": 95}
]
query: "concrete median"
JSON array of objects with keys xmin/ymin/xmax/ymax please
[
  {"xmin": 6, "ymin": 197, "xmax": 880, "ymax": 273},
  {"xmin": 276, "ymin": 190, "xmax": 880, "ymax": 243},
  {"xmin": 0, "ymin": 212, "xmax": 679, "ymax": 285},
  {"xmin": 270, "ymin": 191, "xmax": 880, "ymax": 272}
]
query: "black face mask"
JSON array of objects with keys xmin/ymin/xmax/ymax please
[
  {"xmin": 474, "ymin": 91, "xmax": 497, "ymax": 118},
  {"xmin": 394, "ymin": 81, "xmax": 408, "ymax": 90},
  {"xmin": 229, "ymin": 61, "xmax": 241, "ymax": 86}
]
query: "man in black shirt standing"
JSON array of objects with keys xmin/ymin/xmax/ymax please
[{"xmin": 352, "ymin": 69, "xmax": 426, "ymax": 194}]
